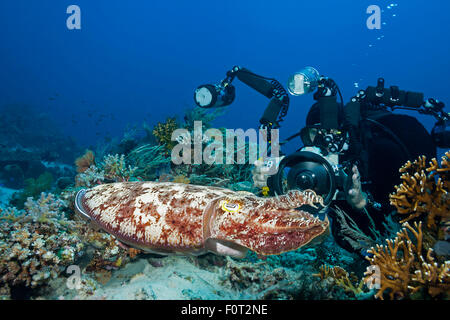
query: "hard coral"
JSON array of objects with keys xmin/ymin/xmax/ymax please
[
  {"xmin": 24, "ymin": 193, "xmax": 66, "ymax": 224},
  {"xmin": 390, "ymin": 151, "xmax": 450, "ymax": 228},
  {"xmin": 102, "ymin": 154, "xmax": 137, "ymax": 182},
  {"xmin": 74, "ymin": 153, "xmax": 138, "ymax": 187},
  {"xmin": 0, "ymin": 196, "xmax": 84, "ymax": 298},
  {"xmin": 75, "ymin": 165, "xmax": 104, "ymax": 188},
  {"xmin": 364, "ymin": 221, "xmax": 449, "ymax": 300}
]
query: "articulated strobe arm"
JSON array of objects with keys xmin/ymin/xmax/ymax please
[{"xmin": 194, "ymin": 66, "xmax": 290, "ymax": 129}]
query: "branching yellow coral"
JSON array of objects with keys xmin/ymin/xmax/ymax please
[
  {"xmin": 152, "ymin": 117, "xmax": 179, "ymax": 151},
  {"xmin": 314, "ymin": 264, "xmax": 365, "ymax": 295},
  {"xmin": 390, "ymin": 151, "xmax": 450, "ymax": 228},
  {"xmin": 364, "ymin": 221, "xmax": 450, "ymax": 300}
]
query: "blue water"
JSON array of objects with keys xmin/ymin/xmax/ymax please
[{"xmin": 0, "ymin": 0, "xmax": 449, "ymax": 154}]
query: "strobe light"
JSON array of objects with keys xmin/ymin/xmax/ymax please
[
  {"xmin": 194, "ymin": 83, "xmax": 235, "ymax": 108},
  {"xmin": 287, "ymin": 67, "xmax": 320, "ymax": 96}
]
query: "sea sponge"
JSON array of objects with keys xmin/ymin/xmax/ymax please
[{"xmin": 389, "ymin": 151, "xmax": 450, "ymax": 228}]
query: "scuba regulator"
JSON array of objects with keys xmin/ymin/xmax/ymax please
[{"xmin": 194, "ymin": 66, "xmax": 450, "ymax": 208}]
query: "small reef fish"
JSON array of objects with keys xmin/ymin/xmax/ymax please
[{"xmin": 75, "ymin": 182, "xmax": 329, "ymax": 258}]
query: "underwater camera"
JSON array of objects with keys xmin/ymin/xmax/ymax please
[
  {"xmin": 194, "ymin": 66, "xmax": 450, "ymax": 207},
  {"xmin": 269, "ymin": 67, "xmax": 350, "ymax": 205}
]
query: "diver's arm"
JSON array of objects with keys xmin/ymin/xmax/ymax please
[
  {"xmin": 345, "ymin": 165, "xmax": 368, "ymax": 210},
  {"xmin": 252, "ymin": 156, "xmax": 285, "ymax": 188}
]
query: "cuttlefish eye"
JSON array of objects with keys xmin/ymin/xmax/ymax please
[{"xmin": 220, "ymin": 200, "xmax": 241, "ymax": 213}]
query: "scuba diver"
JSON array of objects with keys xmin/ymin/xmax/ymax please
[{"xmin": 194, "ymin": 66, "xmax": 450, "ymax": 256}]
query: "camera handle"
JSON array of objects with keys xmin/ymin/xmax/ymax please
[{"xmin": 363, "ymin": 79, "xmax": 449, "ymax": 148}]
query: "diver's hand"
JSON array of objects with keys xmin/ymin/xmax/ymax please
[
  {"xmin": 346, "ymin": 165, "xmax": 367, "ymax": 210},
  {"xmin": 252, "ymin": 156, "xmax": 285, "ymax": 188}
]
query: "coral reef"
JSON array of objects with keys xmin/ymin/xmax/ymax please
[
  {"xmin": 313, "ymin": 264, "xmax": 367, "ymax": 297},
  {"xmin": 102, "ymin": 154, "xmax": 137, "ymax": 182},
  {"xmin": 0, "ymin": 193, "xmax": 83, "ymax": 299},
  {"xmin": 364, "ymin": 221, "xmax": 449, "ymax": 300},
  {"xmin": 74, "ymin": 152, "xmax": 140, "ymax": 187},
  {"xmin": 74, "ymin": 165, "xmax": 105, "ymax": 188},
  {"xmin": 75, "ymin": 150, "xmax": 95, "ymax": 173},
  {"xmin": 0, "ymin": 190, "xmax": 144, "ymax": 299},
  {"xmin": 221, "ymin": 255, "xmax": 351, "ymax": 300},
  {"xmin": 5, "ymin": 104, "xmax": 449, "ymax": 301},
  {"xmin": 126, "ymin": 144, "xmax": 171, "ymax": 180},
  {"xmin": 152, "ymin": 117, "xmax": 179, "ymax": 152},
  {"xmin": 390, "ymin": 151, "xmax": 450, "ymax": 228}
]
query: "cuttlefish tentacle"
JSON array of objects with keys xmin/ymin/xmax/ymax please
[
  {"xmin": 75, "ymin": 181, "xmax": 329, "ymax": 258},
  {"xmin": 264, "ymin": 189, "xmax": 324, "ymax": 210}
]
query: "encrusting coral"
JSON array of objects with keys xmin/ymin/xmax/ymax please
[
  {"xmin": 390, "ymin": 151, "xmax": 450, "ymax": 228},
  {"xmin": 364, "ymin": 221, "xmax": 449, "ymax": 300}
]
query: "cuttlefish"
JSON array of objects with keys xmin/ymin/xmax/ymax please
[{"xmin": 75, "ymin": 182, "xmax": 329, "ymax": 258}]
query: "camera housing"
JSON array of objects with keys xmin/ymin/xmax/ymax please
[{"xmin": 268, "ymin": 75, "xmax": 448, "ymax": 208}]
